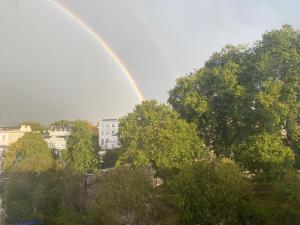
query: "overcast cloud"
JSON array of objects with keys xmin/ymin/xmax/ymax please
[{"xmin": 0, "ymin": 0, "xmax": 299, "ymax": 125}]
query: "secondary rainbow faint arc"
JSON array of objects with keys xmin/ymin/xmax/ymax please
[{"xmin": 48, "ymin": 0, "xmax": 145, "ymax": 102}]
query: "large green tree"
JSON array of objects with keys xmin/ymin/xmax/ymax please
[
  {"xmin": 169, "ymin": 25, "xmax": 300, "ymax": 167},
  {"xmin": 117, "ymin": 100, "xmax": 210, "ymax": 177},
  {"xmin": 3, "ymin": 133, "xmax": 54, "ymax": 173}
]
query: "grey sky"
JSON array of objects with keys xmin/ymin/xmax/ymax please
[{"xmin": 0, "ymin": 0, "xmax": 299, "ymax": 125}]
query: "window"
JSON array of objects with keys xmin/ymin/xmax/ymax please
[
  {"xmin": 112, "ymin": 130, "xmax": 115, "ymax": 135},
  {"xmin": 101, "ymin": 139, "xmax": 104, "ymax": 145},
  {"xmin": 112, "ymin": 124, "xmax": 115, "ymax": 127}
]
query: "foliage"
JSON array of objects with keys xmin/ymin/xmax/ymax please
[
  {"xmin": 168, "ymin": 25, "xmax": 300, "ymax": 167},
  {"xmin": 252, "ymin": 170, "xmax": 300, "ymax": 225},
  {"xmin": 168, "ymin": 159, "xmax": 255, "ymax": 225},
  {"xmin": 89, "ymin": 167, "xmax": 176, "ymax": 225},
  {"xmin": 64, "ymin": 121, "xmax": 100, "ymax": 173},
  {"xmin": 102, "ymin": 149, "xmax": 120, "ymax": 169},
  {"xmin": 271, "ymin": 170, "xmax": 300, "ymax": 224},
  {"xmin": 21, "ymin": 121, "xmax": 45, "ymax": 132},
  {"xmin": 3, "ymin": 133, "xmax": 54, "ymax": 173},
  {"xmin": 5, "ymin": 169, "xmax": 87, "ymax": 225},
  {"xmin": 232, "ymin": 133, "xmax": 295, "ymax": 180},
  {"xmin": 117, "ymin": 100, "xmax": 210, "ymax": 177}
]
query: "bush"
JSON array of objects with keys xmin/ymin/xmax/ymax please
[
  {"xmin": 89, "ymin": 167, "xmax": 176, "ymax": 225},
  {"xmin": 254, "ymin": 170, "xmax": 300, "ymax": 225},
  {"xmin": 168, "ymin": 159, "xmax": 255, "ymax": 225}
]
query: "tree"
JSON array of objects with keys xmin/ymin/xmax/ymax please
[
  {"xmin": 102, "ymin": 149, "xmax": 120, "ymax": 169},
  {"xmin": 64, "ymin": 121, "xmax": 99, "ymax": 173},
  {"xmin": 168, "ymin": 25, "xmax": 300, "ymax": 166},
  {"xmin": 51, "ymin": 120, "xmax": 101, "ymax": 162},
  {"xmin": 168, "ymin": 159, "xmax": 255, "ymax": 225},
  {"xmin": 232, "ymin": 133, "xmax": 295, "ymax": 180},
  {"xmin": 89, "ymin": 167, "xmax": 176, "ymax": 225},
  {"xmin": 4, "ymin": 169, "xmax": 87, "ymax": 225},
  {"xmin": 3, "ymin": 133, "xmax": 54, "ymax": 173},
  {"xmin": 117, "ymin": 100, "xmax": 210, "ymax": 178}
]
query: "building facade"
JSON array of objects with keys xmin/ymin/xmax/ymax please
[
  {"xmin": 44, "ymin": 125, "xmax": 72, "ymax": 155},
  {"xmin": 0, "ymin": 125, "xmax": 32, "ymax": 150},
  {"xmin": 98, "ymin": 119, "xmax": 120, "ymax": 150}
]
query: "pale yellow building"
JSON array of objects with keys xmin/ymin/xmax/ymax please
[{"xmin": 0, "ymin": 125, "xmax": 32, "ymax": 150}]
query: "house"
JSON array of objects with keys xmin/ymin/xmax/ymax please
[
  {"xmin": 0, "ymin": 125, "xmax": 32, "ymax": 152},
  {"xmin": 44, "ymin": 125, "xmax": 72, "ymax": 155},
  {"xmin": 98, "ymin": 119, "xmax": 120, "ymax": 150}
]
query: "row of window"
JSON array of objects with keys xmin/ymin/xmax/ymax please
[
  {"xmin": 100, "ymin": 123, "xmax": 118, "ymax": 128},
  {"xmin": 100, "ymin": 139, "xmax": 118, "ymax": 148},
  {"xmin": 100, "ymin": 130, "xmax": 117, "ymax": 136},
  {"xmin": 0, "ymin": 135, "xmax": 19, "ymax": 142},
  {"xmin": 53, "ymin": 128, "xmax": 70, "ymax": 132},
  {"xmin": 1, "ymin": 135, "xmax": 6, "ymax": 142}
]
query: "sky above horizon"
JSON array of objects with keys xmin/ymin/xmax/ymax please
[{"xmin": 0, "ymin": 0, "xmax": 299, "ymax": 125}]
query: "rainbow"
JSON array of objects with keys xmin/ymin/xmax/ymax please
[{"xmin": 47, "ymin": 0, "xmax": 145, "ymax": 102}]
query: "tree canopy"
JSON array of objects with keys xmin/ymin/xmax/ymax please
[
  {"xmin": 169, "ymin": 25, "xmax": 300, "ymax": 169},
  {"xmin": 3, "ymin": 133, "xmax": 54, "ymax": 173},
  {"xmin": 117, "ymin": 100, "xmax": 210, "ymax": 176}
]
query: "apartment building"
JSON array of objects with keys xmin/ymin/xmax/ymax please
[{"xmin": 98, "ymin": 119, "xmax": 120, "ymax": 150}]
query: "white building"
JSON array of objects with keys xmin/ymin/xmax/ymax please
[
  {"xmin": 98, "ymin": 119, "xmax": 120, "ymax": 150},
  {"xmin": 44, "ymin": 125, "xmax": 72, "ymax": 155}
]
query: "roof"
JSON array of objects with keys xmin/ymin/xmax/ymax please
[
  {"xmin": 50, "ymin": 125, "xmax": 73, "ymax": 129},
  {"xmin": 0, "ymin": 127, "xmax": 19, "ymax": 131},
  {"xmin": 100, "ymin": 119, "xmax": 118, "ymax": 122}
]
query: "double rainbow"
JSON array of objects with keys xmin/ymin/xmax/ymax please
[{"xmin": 48, "ymin": 0, "xmax": 145, "ymax": 102}]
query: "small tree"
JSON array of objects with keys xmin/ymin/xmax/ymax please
[
  {"xmin": 64, "ymin": 121, "xmax": 99, "ymax": 173},
  {"xmin": 102, "ymin": 149, "xmax": 120, "ymax": 169}
]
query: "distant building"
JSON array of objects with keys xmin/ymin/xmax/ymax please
[
  {"xmin": 0, "ymin": 125, "xmax": 32, "ymax": 151},
  {"xmin": 44, "ymin": 125, "xmax": 72, "ymax": 155},
  {"xmin": 98, "ymin": 119, "xmax": 120, "ymax": 150}
]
